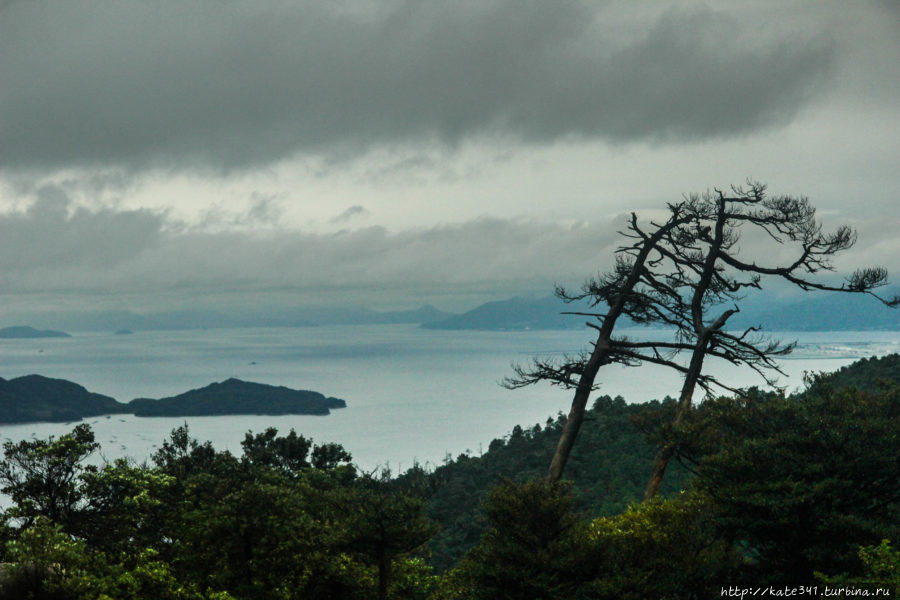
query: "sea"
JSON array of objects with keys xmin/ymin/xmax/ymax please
[{"xmin": 0, "ymin": 325, "xmax": 896, "ymax": 478}]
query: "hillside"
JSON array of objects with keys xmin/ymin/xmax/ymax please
[
  {"xmin": 413, "ymin": 353, "xmax": 900, "ymax": 571},
  {"xmin": 403, "ymin": 394, "xmax": 691, "ymax": 571},
  {"xmin": 809, "ymin": 353, "xmax": 900, "ymax": 391}
]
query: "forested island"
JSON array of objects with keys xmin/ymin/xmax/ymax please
[
  {"xmin": 0, "ymin": 326, "xmax": 71, "ymax": 338},
  {"xmin": 0, "ymin": 354, "xmax": 896, "ymax": 598},
  {"xmin": 0, "ymin": 375, "xmax": 122, "ymax": 423},
  {"xmin": 0, "ymin": 376, "xmax": 346, "ymax": 424},
  {"xmin": 128, "ymin": 378, "xmax": 346, "ymax": 417}
]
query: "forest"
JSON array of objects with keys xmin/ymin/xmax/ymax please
[{"xmin": 0, "ymin": 353, "xmax": 897, "ymax": 599}]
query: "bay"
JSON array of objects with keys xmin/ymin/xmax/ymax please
[{"xmin": 0, "ymin": 325, "xmax": 896, "ymax": 479}]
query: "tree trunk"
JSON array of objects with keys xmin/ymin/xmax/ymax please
[
  {"xmin": 378, "ymin": 556, "xmax": 390, "ymax": 600},
  {"xmin": 643, "ymin": 198, "xmax": 725, "ymax": 500},
  {"xmin": 547, "ymin": 385, "xmax": 593, "ymax": 483},
  {"xmin": 546, "ymin": 210, "xmax": 690, "ymax": 483},
  {"xmin": 644, "ymin": 344, "xmax": 706, "ymax": 500},
  {"xmin": 547, "ymin": 343, "xmax": 608, "ymax": 483},
  {"xmin": 643, "ymin": 443, "xmax": 676, "ymax": 500}
]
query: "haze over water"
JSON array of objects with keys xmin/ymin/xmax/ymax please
[{"xmin": 0, "ymin": 325, "xmax": 895, "ymax": 480}]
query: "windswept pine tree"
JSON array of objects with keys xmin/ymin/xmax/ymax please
[{"xmin": 504, "ymin": 182, "xmax": 898, "ymax": 492}]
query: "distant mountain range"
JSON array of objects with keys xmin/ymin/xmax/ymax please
[
  {"xmin": 0, "ymin": 376, "xmax": 346, "ymax": 424},
  {"xmin": 2, "ymin": 288, "xmax": 896, "ymax": 334},
  {"xmin": 421, "ymin": 295, "xmax": 591, "ymax": 331},
  {"xmin": 421, "ymin": 289, "xmax": 899, "ymax": 331},
  {"xmin": 2, "ymin": 305, "xmax": 454, "ymax": 333},
  {"xmin": 729, "ymin": 290, "xmax": 900, "ymax": 331}
]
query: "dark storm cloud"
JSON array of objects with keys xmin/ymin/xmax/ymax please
[{"xmin": 0, "ymin": 0, "xmax": 835, "ymax": 173}]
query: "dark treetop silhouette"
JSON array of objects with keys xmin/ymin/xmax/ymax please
[{"xmin": 503, "ymin": 182, "xmax": 898, "ymax": 488}]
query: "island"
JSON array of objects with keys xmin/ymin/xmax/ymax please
[
  {"xmin": 114, "ymin": 329, "xmax": 134, "ymax": 335},
  {"xmin": 0, "ymin": 376, "xmax": 346, "ymax": 423},
  {"xmin": 127, "ymin": 378, "xmax": 346, "ymax": 417},
  {"xmin": 0, "ymin": 326, "xmax": 72, "ymax": 338},
  {"xmin": 421, "ymin": 296, "xmax": 590, "ymax": 331},
  {"xmin": 0, "ymin": 375, "xmax": 124, "ymax": 423}
]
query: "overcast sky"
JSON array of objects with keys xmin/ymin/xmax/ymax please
[{"xmin": 0, "ymin": 0, "xmax": 897, "ymax": 315}]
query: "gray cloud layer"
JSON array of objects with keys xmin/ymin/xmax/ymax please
[
  {"xmin": 0, "ymin": 187, "xmax": 164, "ymax": 274},
  {"xmin": 0, "ymin": 192, "xmax": 894, "ymax": 314},
  {"xmin": 0, "ymin": 0, "xmax": 835, "ymax": 173},
  {"xmin": 0, "ymin": 190, "xmax": 619, "ymax": 304}
]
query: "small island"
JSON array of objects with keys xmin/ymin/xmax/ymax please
[
  {"xmin": 0, "ymin": 375, "xmax": 123, "ymax": 423},
  {"xmin": 114, "ymin": 329, "xmax": 134, "ymax": 335},
  {"xmin": 0, "ymin": 376, "xmax": 346, "ymax": 423},
  {"xmin": 127, "ymin": 378, "xmax": 346, "ymax": 417},
  {"xmin": 0, "ymin": 326, "xmax": 72, "ymax": 339}
]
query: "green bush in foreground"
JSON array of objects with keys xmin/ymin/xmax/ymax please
[{"xmin": 816, "ymin": 539, "xmax": 900, "ymax": 596}]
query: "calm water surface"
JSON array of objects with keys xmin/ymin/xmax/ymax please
[{"xmin": 0, "ymin": 325, "xmax": 896, "ymax": 481}]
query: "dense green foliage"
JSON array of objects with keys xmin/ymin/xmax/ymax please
[
  {"xmin": 1, "ymin": 354, "xmax": 897, "ymax": 598},
  {"xmin": 818, "ymin": 539, "xmax": 900, "ymax": 591},
  {"xmin": 427, "ymin": 354, "xmax": 899, "ymax": 591},
  {"xmin": 410, "ymin": 395, "xmax": 690, "ymax": 570},
  {"xmin": 811, "ymin": 353, "xmax": 900, "ymax": 392},
  {"xmin": 691, "ymin": 382, "xmax": 900, "ymax": 581},
  {"xmin": 449, "ymin": 479, "xmax": 590, "ymax": 599},
  {"xmin": 1, "ymin": 425, "xmax": 436, "ymax": 600},
  {"xmin": 445, "ymin": 483, "xmax": 742, "ymax": 599}
]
